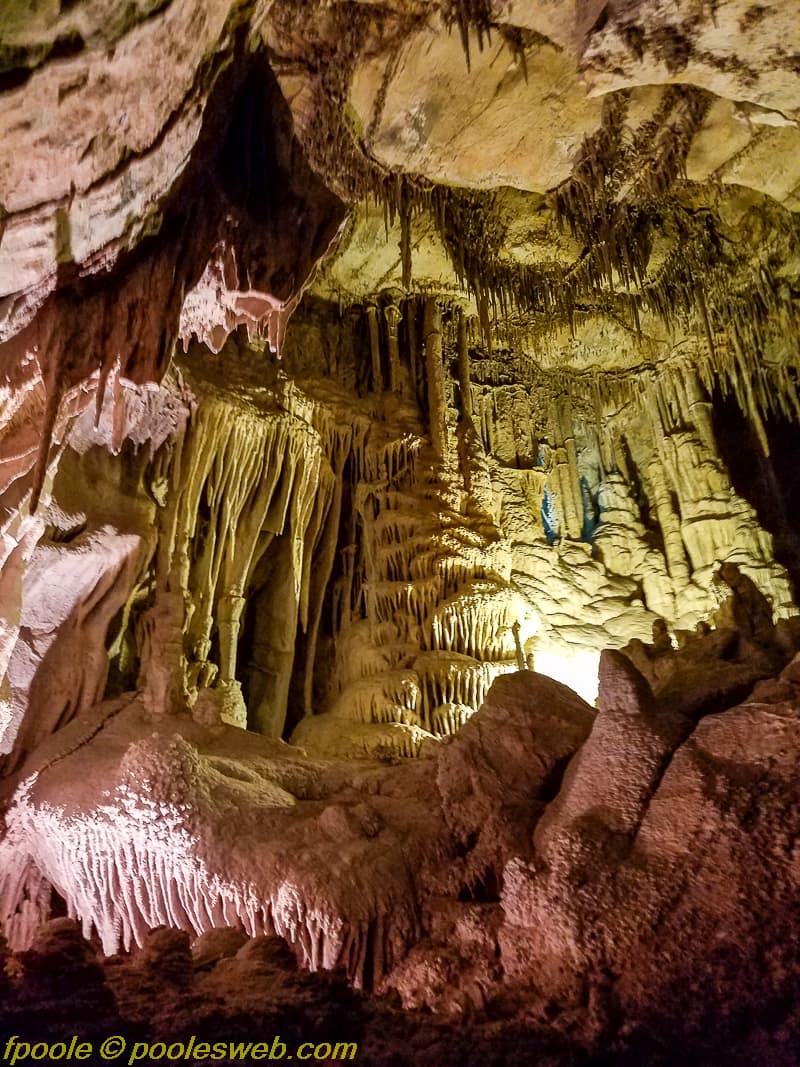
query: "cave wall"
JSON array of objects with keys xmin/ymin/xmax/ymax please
[
  {"xmin": 3, "ymin": 289, "xmax": 797, "ymax": 780},
  {"xmin": 2, "ymin": 1, "xmax": 800, "ymax": 763}
]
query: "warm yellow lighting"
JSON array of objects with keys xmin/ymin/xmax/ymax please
[{"xmin": 532, "ymin": 646, "xmax": 601, "ymax": 706}]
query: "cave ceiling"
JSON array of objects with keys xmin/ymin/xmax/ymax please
[{"xmin": 2, "ymin": 0, "xmax": 799, "ymax": 355}]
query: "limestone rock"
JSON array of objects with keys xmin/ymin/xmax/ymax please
[
  {"xmin": 579, "ymin": 0, "xmax": 800, "ymax": 118},
  {"xmin": 350, "ymin": 17, "xmax": 603, "ymax": 193},
  {"xmin": 191, "ymin": 925, "xmax": 249, "ymax": 970},
  {"xmin": 438, "ymin": 670, "xmax": 595, "ymax": 872}
]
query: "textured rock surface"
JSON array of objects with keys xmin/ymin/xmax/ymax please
[
  {"xmin": 2, "ymin": 621, "xmax": 800, "ymax": 1061},
  {"xmin": 350, "ymin": 17, "xmax": 604, "ymax": 192},
  {"xmin": 2, "ymin": 1, "xmax": 800, "ymax": 1062},
  {"xmin": 0, "ymin": 919, "xmax": 590, "ymax": 1067}
]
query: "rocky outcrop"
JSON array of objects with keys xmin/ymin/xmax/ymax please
[
  {"xmin": 502, "ymin": 647, "xmax": 800, "ymax": 1055},
  {"xmin": 3, "ymin": 0, "xmax": 800, "ymax": 755},
  {"xmin": 2, "ymin": 615, "xmax": 800, "ymax": 1060},
  {"xmin": 0, "ymin": 918, "xmax": 587, "ymax": 1067},
  {"xmin": 0, "ymin": 669, "xmax": 593, "ymax": 982}
]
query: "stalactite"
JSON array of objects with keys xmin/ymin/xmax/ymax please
[
  {"xmin": 643, "ymin": 458, "xmax": 691, "ymax": 586},
  {"xmin": 412, "ymin": 653, "xmax": 510, "ymax": 732},
  {"xmin": 440, "ymin": 0, "xmax": 494, "ymax": 71},
  {"xmin": 406, "ymin": 297, "xmax": 419, "ymax": 405},
  {"xmin": 399, "ymin": 184, "xmax": 412, "ymax": 291},
  {"xmin": 431, "ymin": 702, "xmax": 473, "ymax": 736},
  {"xmin": 302, "ymin": 430, "xmax": 352, "ymax": 716},
  {"xmin": 330, "ymin": 668, "xmax": 420, "ymax": 725},
  {"xmin": 548, "ymin": 397, "xmax": 583, "ymax": 542},
  {"xmin": 694, "ymin": 280, "xmax": 717, "ymax": 364},
  {"xmin": 429, "ymin": 583, "xmax": 515, "ymax": 661},
  {"xmin": 151, "ymin": 379, "xmax": 339, "ymax": 729},
  {"xmin": 279, "ymin": 5, "xmax": 797, "ymax": 372},
  {"xmin": 0, "ymin": 755, "xmax": 423, "ymax": 989}
]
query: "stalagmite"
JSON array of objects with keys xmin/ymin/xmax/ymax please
[
  {"xmin": 217, "ymin": 592, "xmax": 247, "ymax": 685},
  {"xmin": 511, "ymin": 621, "xmax": 525, "ymax": 671},
  {"xmin": 138, "ymin": 589, "xmax": 189, "ymax": 719}
]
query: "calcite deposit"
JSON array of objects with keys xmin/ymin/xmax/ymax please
[{"xmin": 2, "ymin": 0, "xmax": 800, "ymax": 1062}]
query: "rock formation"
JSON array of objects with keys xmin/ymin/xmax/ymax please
[{"xmin": 2, "ymin": 0, "xmax": 800, "ymax": 1062}]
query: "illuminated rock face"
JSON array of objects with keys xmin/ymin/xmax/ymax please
[{"xmin": 2, "ymin": 0, "xmax": 800, "ymax": 1059}]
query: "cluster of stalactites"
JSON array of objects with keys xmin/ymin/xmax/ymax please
[
  {"xmin": 471, "ymin": 322, "xmax": 800, "ymax": 466},
  {"xmin": 155, "ymin": 390, "xmax": 338, "ymax": 705},
  {"xmin": 0, "ymin": 767, "xmax": 419, "ymax": 989},
  {"xmin": 319, "ymin": 359, "xmax": 522, "ymax": 743},
  {"xmin": 300, "ymin": 20, "xmax": 799, "ymax": 392}
]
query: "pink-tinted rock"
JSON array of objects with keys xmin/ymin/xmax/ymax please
[
  {"xmin": 437, "ymin": 670, "xmax": 595, "ymax": 878},
  {"xmin": 533, "ymin": 651, "xmax": 691, "ymax": 853}
]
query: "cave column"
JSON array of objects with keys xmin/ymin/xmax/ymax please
[
  {"xmin": 423, "ymin": 297, "xmax": 447, "ymax": 460},
  {"xmin": 550, "ymin": 396, "xmax": 583, "ymax": 541},
  {"xmin": 681, "ymin": 367, "xmax": 716, "ymax": 453},
  {"xmin": 645, "ymin": 458, "xmax": 691, "ymax": 585},
  {"xmin": 303, "ymin": 441, "xmax": 349, "ymax": 717},
  {"xmin": 406, "ymin": 298, "xmax": 421, "ymax": 406},
  {"xmin": 217, "ymin": 590, "xmax": 247, "ymax": 684},
  {"xmin": 366, "ymin": 304, "xmax": 383, "ymax": 393},
  {"xmin": 383, "ymin": 302, "xmax": 403, "ymax": 394},
  {"xmin": 456, "ymin": 307, "xmax": 473, "ymax": 419},
  {"xmin": 642, "ymin": 381, "xmax": 696, "ymax": 583}
]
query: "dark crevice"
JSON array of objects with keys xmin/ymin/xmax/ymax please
[
  {"xmin": 458, "ymin": 868, "xmax": 500, "ymax": 903},
  {"xmin": 49, "ymin": 886, "xmax": 69, "ymax": 919},
  {"xmin": 540, "ymin": 757, "xmax": 572, "ymax": 808},
  {"xmin": 0, "ymin": 66, "xmax": 32, "ymax": 92},
  {"xmin": 42, "ymin": 519, "xmax": 87, "ymax": 545},
  {"xmin": 49, "ymin": 32, "xmax": 86, "ymax": 61},
  {"xmin": 711, "ymin": 386, "xmax": 800, "ymax": 597}
]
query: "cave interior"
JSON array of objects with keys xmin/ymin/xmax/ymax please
[{"xmin": 2, "ymin": 1, "xmax": 800, "ymax": 1063}]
